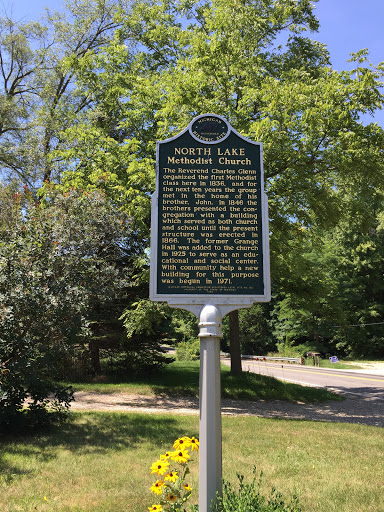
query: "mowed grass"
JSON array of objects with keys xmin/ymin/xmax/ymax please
[
  {"xmin": 63, "ymin": 360, "xmax": 340, "ymax": 403},
  {"xmin": 1, "ymin": 412, "xmax": 383, "ymax": 512}
]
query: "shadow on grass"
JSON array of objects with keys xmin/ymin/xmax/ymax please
[
  {"xmin": 150, "ymin": 361, "xmax": 200, "ymax": 397},
  {"xmin": 0, "ymin": 463, "xmax": 33, "ymax": 484},
  {"xmin": 0, "ymin": 412, "xmax": 194, "ymax": 480},
  {"xmin": 63, "ymin": 361, "xmax": 340, "ymax": 402},
  {"xmin": 2, "ymin": 413, "xmax": 186, "ymax": 451},
  {"xmin": 221, "ymin": 371, "xmax": 341, "ymax": 403},
  {"xmin": 66, "ymin": 361, "xmax": 201, "ymax": 396}
]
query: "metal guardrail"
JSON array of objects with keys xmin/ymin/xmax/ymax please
[{"xmin": 241, "ymin": 355, "xmax": 304, "ymax": 364}]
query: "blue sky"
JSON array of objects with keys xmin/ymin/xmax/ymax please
[{"xmin": 2, "ymin": 0, "xmax": 384, "ymax": 126}]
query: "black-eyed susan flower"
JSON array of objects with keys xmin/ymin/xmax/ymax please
[
  {"xmin": 164, "ymin": 471, "xmax": 178, "ymax": 483},
  {"xmin": 167, "ymin": 493, "xmax": 177, "ymax": 502},
  {"xmin": 150, "ymin": 459, "xmax": 169, "ymax": 476},
  {"xmin": 183, "ymin": 484, "xmax": 192, "ymax": 491},
  {"xmin": 148, "ymin": 505, "xmax": 162, "ymax": 512},
  {"xmin": 173, "ymin": 437, "xmax": 188, "ymax": 450},
  {"xmin": 187, "ymin": 437, "xmax": 199, "ymax": 452},
  {"xmin": 160, "ymin": 451, "xmax": 171, "ymax": 460},
  {"xmin": 150, "ymin": 480, "xmax": 165, "ymax": 496},
  {"xmin": 171, "ymin": 449, "xmax": 190, "ymax": 464}
]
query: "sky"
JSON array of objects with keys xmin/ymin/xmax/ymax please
[{"xmin": 2, "ymin": 0, "xmax": 384, "ymax": 126}]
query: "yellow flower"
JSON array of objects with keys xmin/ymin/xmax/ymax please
[
  {"xmin": 171, "ymin": 449, "xmax": 190, "ymax": 464},
  {"xmin": 150, "ymin": 480, "xmax": 164, "ymax": 496},
  {"xmin": 150, "ymin": 459, "xmax": 169, "ymax": 476},
  {"xmin": 165, "ymin": 471, "xmax": 178, "ymax": 483},
  {"xmin": 173, "ymin": 437, "xmax": 188, "ymax": 450},
  {"xmin": 160, "ymin": 451, "xmax": 171, "ymax": 460},
  {"xmin": 173, "ymin": 436, "xmax": 189, "ymax": 450},
  {"xmin": 148, "ymin": 505, "xmax": 162, "ymax": 512},
  {"xmin": 186, "ymin": 436, "xmax": 199, "ymax": 452},
  {"xmin": 167, "ymin": 493, "xmax": 177, "ymax": 502},
  {"xmin": 183, "ymin": 484, "xmax": 192, "ymax": 491}
]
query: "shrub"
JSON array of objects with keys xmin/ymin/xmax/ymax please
[
  {"xmin": 176, "ymin": 339, "xmax": 200, "ymax": 361},
  {"xmin": 119, "ymin": 300, "xmax": 175, "ymax": 376},
  {"xmin": 171, "ymin": 310, "xmax": 199, "ymax": 344},
  {"xmin": 0, "ymin": 186, "xmax": 133, "ymax": 432},
  {"xmin": 212, "ymin": 469, "xmax": 301, "ymax": 512},
  {"xmin": 274, "ymin": 340, "xmax": 328, "ymax": 358},
  {"xmin": 103, "ymin": 342, "xmax": 172, "ymax": 378},
  {"xmin": 0, "ymin": 358, "xmax": 73, "ymax": 434}
]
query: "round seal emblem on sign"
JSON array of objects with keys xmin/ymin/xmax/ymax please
[{"xmin": 190, "ymin": 114, "xmax": 230, "ymax": 143}]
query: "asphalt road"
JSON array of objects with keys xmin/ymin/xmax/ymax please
[{"xmin": 234, "ymin": 359, "xmax": 384, "ymax": 400}]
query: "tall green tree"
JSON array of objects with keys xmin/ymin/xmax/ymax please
[
  {"xmin": 47, "ymin": 0, "xmax": 384, "ymax": 365},
  {"xmin": 1, "ymin": 0, "xmax": 378, "ymax": 363},
  {"xmin": 271, "ymin": 184, "xmax": 384, "ymax": 358},
  {"xmin": 0, "ymin": 0, "xmax": 132, "ymax": 186},
  {"xmin": 327, "ymin": 190, "xmax": 384, "ymax": 357}
]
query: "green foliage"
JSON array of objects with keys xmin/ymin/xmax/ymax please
[
  {"xmin": 175, "ymin": 339, "xmax": 200, "ymax": 361},
  {"xmin": 274, "ymin": 341, "xmax": 326, "ymax": 359},
  {"xmin": 53, "ymin": 0, "xmax": 383, "ymax": 236},
  {"xmin": 212, "ymin": 469, "xmax": 301, "ymax": 512},
  {"xmin": 0, "ymin": 0, "xmax": 131, "ymax": 186},
  {"xmin": 0, "ymin": 185, "xmax": 134, "ymax": 431},
  {"xmin": 329, "ymin": 193, "xmax": 384, "ymax": 357},
  {"xmin": 120, "ymin": 299, "xmax": 173, "ymax": 339},
  {"xmin": 222, "ymin": 304, "xmax": 275, "ymax": 355},
  {"xmin": 53, "ymin": 0, "xmax": 384, "ymax": 360},
  {"xmin": 275, "ymin": 339, "xmax": 305, "ymax": 358},
  {"xmin": 170, "ymin": 310, "xmax": 199, "ymax": 344},
  {"xmin": 1, "ymin": 0, "xmax": 383, "ymax": 362},
  {"xmin": 270, "ymin": 188, "xmax": 384, "ymax": 358},
  {"xmin": 103, "ymin": 346, "xmax": 171, "ymax": 378},
  {"xmin": 119, "ymin": 299, "xmax": 174, "ymax": 376},
  {"xmin": 120, "ymin": 300, "xmax": 199, "ymax": 369},
  {"xmin": 0, "ymin": 180, "xmax": 20, "ymax": 235}
]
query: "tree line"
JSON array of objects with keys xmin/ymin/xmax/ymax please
[{"xmin": 0, "ymin": 0, "xmax": 383, "ymax": 429}]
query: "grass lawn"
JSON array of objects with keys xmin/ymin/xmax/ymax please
[
  {"xmin": 1, "ymin": 412, "xmax": 383, "ymax": 512},
  {"xmin": 62, "ymin": 360, "xmax": 341, "ymax": 403}
]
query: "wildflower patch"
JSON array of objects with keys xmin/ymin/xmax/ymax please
[{"xmin": 149, "ymin": 436, "xmax": 199, "ymax": 511}]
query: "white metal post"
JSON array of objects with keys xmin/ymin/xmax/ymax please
[{"xmin": 198, "ymin": 304, "xmax": 223, "ymax": 512}]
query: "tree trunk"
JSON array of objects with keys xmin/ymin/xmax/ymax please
[
  {"xmin": 229, "ymin": 310, "xmax": 242, "ymax": 375},
  {"xmin": 89, "ymin": 340, "xmax": 102, "ymax": 374}
]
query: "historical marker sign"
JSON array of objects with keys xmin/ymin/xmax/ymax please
[
  {"xmin": 150, "ymin": 114, "xmax": 270, "ymax": 511},
  {"xmin": 150, "ymin": 114, "xmax": 270, "ymax": 308}
]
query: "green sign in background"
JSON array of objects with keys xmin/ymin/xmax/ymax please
[{"xmin": 156, "ymin": 121, "xmax": 264, "ymax": 296}]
